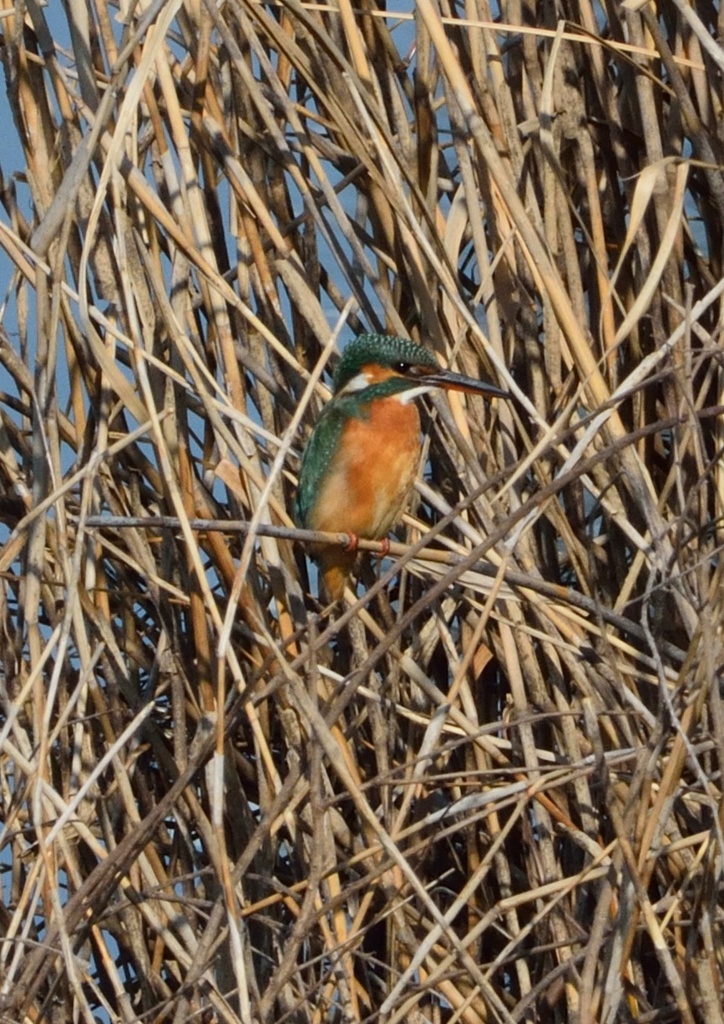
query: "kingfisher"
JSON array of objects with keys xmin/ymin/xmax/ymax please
[{"xmin": 294, "ymin": 333, "xmax": 510, "ymax": 600}]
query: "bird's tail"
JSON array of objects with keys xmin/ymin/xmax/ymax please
[{"xmin": 318, "ymin": 547, "xmax": 357, "ymax": 601}]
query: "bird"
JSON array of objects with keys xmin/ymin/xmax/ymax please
[{"xmin": 294, "ymin": 333, "xmax": 510, "ymax": 601}]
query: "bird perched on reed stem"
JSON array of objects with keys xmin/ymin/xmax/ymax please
[{"xmin": 294, "ymin": 333, "xmax": 510, "ymax": 600}]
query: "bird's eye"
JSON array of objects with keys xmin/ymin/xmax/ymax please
[{"xmin": 392, "ymin": 361, "xmax": 411, "ymax": 374}]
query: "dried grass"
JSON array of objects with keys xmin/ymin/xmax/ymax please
[{"xmin": 0, "ymin": 1, "xmax": 723, "ymax": 1022}]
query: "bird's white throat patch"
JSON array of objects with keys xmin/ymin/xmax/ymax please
[{"xmin": 396, "ymin": 384, "xmax": 434, "ymax": 404}]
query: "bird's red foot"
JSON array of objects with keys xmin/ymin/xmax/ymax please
[
  {"xmin": 376, "ymin": 537, "xmax": 390, "ymax": 559},
  {"xmin": 343, "ymin": 532, "xmax": 359, "ymax": 553}
]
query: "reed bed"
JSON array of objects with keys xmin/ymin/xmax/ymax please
[{"xmin": 0, "ymin": 1, "xmax": 722, "ymax": 1021}]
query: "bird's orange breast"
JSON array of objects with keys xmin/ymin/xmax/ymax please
[{"xmin": 310, "ymin": 397, "xmax": 422, "ymax": 541}]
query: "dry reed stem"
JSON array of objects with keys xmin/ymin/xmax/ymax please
[{"xmin": 0, "ymin": 1, "xmax": 723, "ymax": 1022}]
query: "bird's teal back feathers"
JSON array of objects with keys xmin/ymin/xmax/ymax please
[{"xmin": 294, "ymin": 399, "xmax": 348, "ymax": 529}]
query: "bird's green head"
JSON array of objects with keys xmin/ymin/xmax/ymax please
[
  {"xmin": 331, "ymin": 333, "xmax": 510, "ymax": 403},
  {"xmin": 332, "ymin": 334, "xmax": 438, "ymax": 395}
]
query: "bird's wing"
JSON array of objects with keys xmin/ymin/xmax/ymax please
[{"xmin": 293, "ymin": 401, "xmax": 349, "ymax": 529}]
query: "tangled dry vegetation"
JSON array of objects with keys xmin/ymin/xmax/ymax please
[{"xmin": 1, "ymin": 0, "xmax": 723, "ymax": 1021}]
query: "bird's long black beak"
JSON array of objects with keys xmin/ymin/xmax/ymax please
[{"xmin": 420, "ymin": 366, "xmax": 511, "ymax": 400}]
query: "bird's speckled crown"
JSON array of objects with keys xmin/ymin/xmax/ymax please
[{"xmin": 333, "ymin": 334, "xmax": 437, "ymax": 393}]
